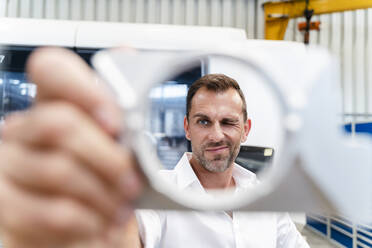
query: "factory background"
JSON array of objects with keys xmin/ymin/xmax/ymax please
[
  {"xmin": 1, "ymin": 1, "xmax": 372, "ymax": 247},
  {"xmin": 1, "ymin": 0, "xmax": 372, "ymax": 125}
]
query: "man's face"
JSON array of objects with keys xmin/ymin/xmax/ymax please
[{"xmin": 184, "ymin": 87, "xmax": 251, "ymax": 173}]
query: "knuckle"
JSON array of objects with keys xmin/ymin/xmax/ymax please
[
  {"xmin": 109, "ymin": 148, "xmax": 132, "ymax": 178},
  {"xmin": 33, "ymin": 103, "xmax": 83, "ymax": 140},
  {"xmin": 47, "ymin": 201, "xmax": 79, "ymax": 232},
  {"xmin": 39, "ymin": 155, "xmax": 73, "ymax": 187},
  {"xmin": 45, "ymin": 199, "xmax": 101, "ymax": 235},
  {"xmin": 0, "ymin": 144, "xmax": 24, "ymax": 174},
  {"xmin": 1, "ymin": 113, "xmax": 27, "ymax": 140},
  {"xmin": 0, "ymin": 180, "xmax": 38, "ymax": 236}
]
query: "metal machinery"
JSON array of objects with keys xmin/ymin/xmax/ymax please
[{"xmin": 263, "ymin": 0, "xmax": 372, "ymax": 42}]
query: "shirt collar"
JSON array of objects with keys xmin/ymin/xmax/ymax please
[
  {"xmin": 232, "ymin": 162, "xmax": 257, "ymax": 188},
  {"xmin": 174, "ymin": 153, "xmax": 204, "ymax": 191}
]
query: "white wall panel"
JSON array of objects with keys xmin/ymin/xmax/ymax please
[
  {"xmin": 19, "ymin": 0, "xmax": 31, "ymax": 18},
  {"xmin": 95, "ymin": 0, "xmax": 107, "ymax": 21},
  {"xmin": 197, "ymin": 0, "xmax": 208, "ymax": 26},
  {"xmin": 318, "ymin": 14, "xmax": 330, "ymax": 48},
  {"xmin": 184, "ymin": 0, "xmax": 195, "ymax": 25},
  {"xmin": 367, "ymin": 9, "xmax": 372, "ymax": 115},
  {"xmin": 284, "ymin": 17, "xmax": 294, "ymax": 41},
  {"xmin": 71, "ymin": 0, "xmax": 83, "ymax": 20},
  {"xmin": 329, "ymin": 13, "xmax": 342, "ymax": 103},
  {"xmin": 235, "ymin": 0, "xmax": 245, "ymax": 29},
  {"xmin": 246, "ymin": 0, "xmax": 255, "ymax": 39},
  {"xmin": 210, "ymin": 0, "xmax": 221, "ymax": 26},
  {"xmin": 107, "ymin": 0, "xmax": 119, "ymax": 22},
  {"xmin": 222, "ymin": 0, "xmax": 233, "ymax": 27},
  {"xmin": 160, "ymin": 0, "xmax": 170, "ymax": 24},
  {"xmin": 354, "ymin": 10, "xmax": 366, "ymax": 121},
  {"xmin": 82, "ymin": 0, "xmax": 96, "ymax": 20},
  {"xmin": 7, "ymin": 0, "xmax": 19, "ymax": 17},
  {"xmin": 342, "ymin": 11, "xmax": 354, "ymax": 116},
  {"xmin": 329, "ymin": 13, "xmax": 341, "ymax": 56},
  {"xmin": 121, "ymin": 0, "xmax": 132, "ymax": 22},
  {"xmin": 255, "ymin": 0, "xmax": 265, "ymax": 39},
  {"xmin": 0, "ymin": 0, "xmax": 7, "ymax": 18},
  {"xmin": 135, "ymin": 0, "xmax": 145, "ymax": 23},
  {"xmin": 309, "ymin": 15, "xmax": 319, "ymax": 44},
  {"xmin": 147, "ymin": 0, "xmax": 157, "ymax": 23},
  {"xmin": 172, "ymin": 0, "xmax": 184, "ymax": 25},
  {"xmin": 31, "ymin": 0, "xmax": 44, "ymax": 18},
  {"xmin": 289, "ymin": 9, "xmax": 372, "ymax": 121},
  {"xmin": 58, "ymin": 0, "xmax": 71, "ymax": 19},
  {"xmin": 45, "ymin": 0, "xmax": 57, "ymax": 19}
]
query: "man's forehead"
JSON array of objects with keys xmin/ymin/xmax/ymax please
[
  {"xmin": 193, "ymin": 87, "xmax": 241, "ymax": 101},
  {"xmin": 191, "ymin": 88, "xmax": 243, "ymax": 109}
]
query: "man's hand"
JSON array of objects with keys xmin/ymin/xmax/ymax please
[{"xmin": 0, "ymin": 47, "xmax": 143, "ymax": 247}]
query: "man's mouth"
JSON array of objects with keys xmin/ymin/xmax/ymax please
[{"xmin": 205, "ymin": 146, "xmax": 229, "ymax": 153}]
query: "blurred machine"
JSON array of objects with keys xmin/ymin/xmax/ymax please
[
  {"xmin": 235, "ymin": 146, "xmax": 274, "ymax": 174},
  {"xmin": 0, "ymin": 71, "xmax": 35, "ymax": 121},
  {"xmin": 306, "ymin": 122, "xmax": 372, "ymax": 248}
]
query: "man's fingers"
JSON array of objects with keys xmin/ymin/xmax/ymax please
[
  {"xmin": 0, "ymin": 177, "xmax": 106, "ymax": 243},
  {"xmin": 26, "ymin": 47, "xmax": 122, "ymax": 135},
  {"xmin": 0, "ymin": 143, "xmax": 122, "ymax": 221},
  {"xmin": 2, "ymin": 102, "xmax": 142, "ymax": 197}
]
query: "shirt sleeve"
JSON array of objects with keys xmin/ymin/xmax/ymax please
[
  {"xmin": 135, "ymin": 209, "xmax": 162, "ymax": 248},
  {"xmin": 276, "ymin": 213, "xmax": 310, "ymax": 248}
]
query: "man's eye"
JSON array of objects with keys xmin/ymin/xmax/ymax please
[
  {"xmin": 223, "ymin": 121, "xmax": 235, "ymax": 126},
  {"xmin": 198, "ymin": 120, "xmax": 210, "ymax": 126}
]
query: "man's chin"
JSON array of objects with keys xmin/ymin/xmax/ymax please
[{"xmin": 204, "ymin": 160, "xmax": 230, "ymax": 173}]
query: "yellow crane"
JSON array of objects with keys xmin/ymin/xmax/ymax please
[{"xmin": 263, "ymin": 0, "xmax": 372, "ymax": 42}]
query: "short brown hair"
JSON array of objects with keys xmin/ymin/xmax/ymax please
[{"xmin": 186, "ymin": 74, "xmax": 247, "ymax": 121}]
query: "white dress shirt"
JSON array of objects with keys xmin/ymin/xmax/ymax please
[{"xmin": 136, "ymin": 153, "xmax": 309, "ymax": 248}]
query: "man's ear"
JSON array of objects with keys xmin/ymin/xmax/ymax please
[
  {"xmin": 241, "ymin": 118, "xmax": 251, "ymax": 143},
  {"xmin": 184, "ymin": 116, "xmax": 191, "ymax": 140}
]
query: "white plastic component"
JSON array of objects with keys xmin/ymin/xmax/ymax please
[
  {"xmin": 0, "ymin": 18, "xmax": 248, "ymax": 50},
  {"xmin": 92, "ymin": 44, "xmax": 372, "ymax": 223},
  {"xmin": 76, "ymin": 21, "xmax": 247, "ymax": 49},
  {"xmin": 0, "ymin": 18, "xmax": 77, "ymax": 47}
]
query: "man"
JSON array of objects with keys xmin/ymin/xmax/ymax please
[
  {"xmin": 135, "ymin": 74, "xmax": 309, "ymax": 247},
  {"xmin": 0, "ymin": 48, "xmax": 308, "ymax": 247}
]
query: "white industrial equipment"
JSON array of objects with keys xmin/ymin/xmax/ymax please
[{"xmin": 93, "ymin": 44, "xmax": 372, "ymax": 223}]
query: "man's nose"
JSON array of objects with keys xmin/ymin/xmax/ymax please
[{"xmin": 208, "ymin": 122, "xmax": 225, "ymax": 142}]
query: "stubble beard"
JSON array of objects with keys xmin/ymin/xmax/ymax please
[{"xmin": 193, "ymin": 141, "xmax": 241, "ymax": 173}]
